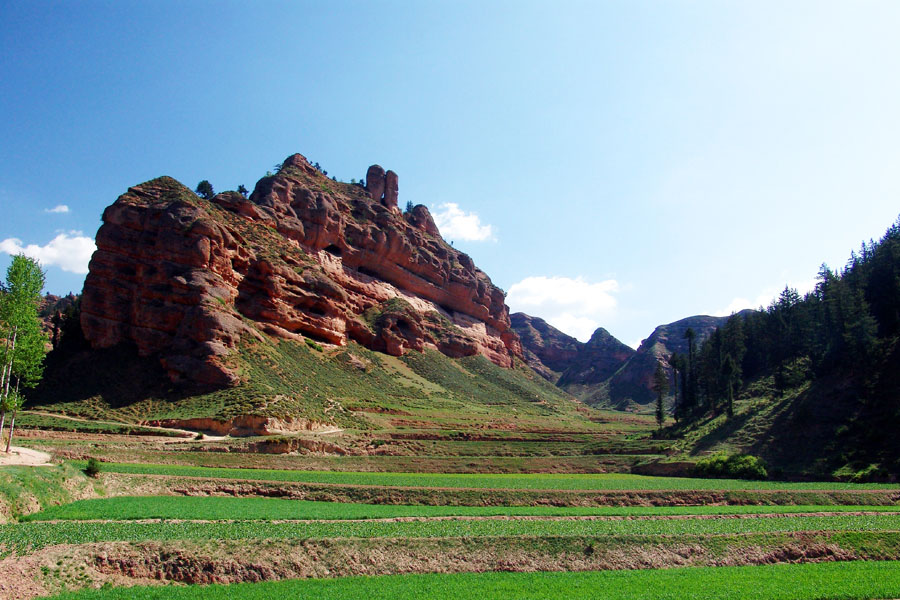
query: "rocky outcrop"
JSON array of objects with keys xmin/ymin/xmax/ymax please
[
  {"xmin": 365, "ymin": 165, "xmax": 385, "ymax": 203},
  {"xmin": 364, "ymin": 164, "xmax": 398, "ymax": 210},
  {"xmin": 510, "ymin": 313, "xmax": 583, "ymax": 382},
  {"xmin": 80, "ymin": 154, "xmax": 520, "ymax": 388},
  {"xmin": 384, "ymin": 170, "xmax": 399, "ymax": 209}
]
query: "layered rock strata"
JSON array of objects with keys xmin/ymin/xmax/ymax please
[{"xmin": 81, "ymin": 153, "xmax": 521, "ymax": 387}]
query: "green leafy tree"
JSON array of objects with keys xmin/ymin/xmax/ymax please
[
  {"xmin": 652, "ymin": 362, "xmax": 669, "ymax": 430},
  {"xmin": 0, "ymin": 255, "xmax": 48, "ymax": 451},
  {"xmin": 195, "ymin": 180, "xmax": 215, "ymax": 200}
]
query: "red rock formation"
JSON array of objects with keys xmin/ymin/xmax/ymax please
[
  {"xmin": 80, "ymin": 154, "xmax": 521, "ymax": 387},
  {"xmin": 384, "ymin": 170, "xmax": 399, "ymax": 209}
]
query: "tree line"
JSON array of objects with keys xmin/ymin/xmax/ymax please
[{"xmin": 670, "ymin": 216, "xmax": 900, "ymax": 421}]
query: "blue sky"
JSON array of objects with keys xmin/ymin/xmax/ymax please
[{"xmin": 2, "ymin": 1, "xmax": 899, "ymax": 348}]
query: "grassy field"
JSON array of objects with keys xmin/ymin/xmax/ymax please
[
  {"xmin": 24, "ymin": 495, "xmax": 900, "ymax": 522},
  {"xmin": 4, "ymin": 513, "xmax": 900, "ymax": 554},
  {"xmin": 46, "ymin": 561, "xmax": 900, "ymax": 600},
  {"xmin": 75, "ymin": 461, "xmax": 900, "ymax": 490},
  {"xmin": 0, "ymin": 464, "xmax": 96, "ymax": 522}
]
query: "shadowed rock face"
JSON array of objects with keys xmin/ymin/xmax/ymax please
[
  {"xmin": 511, "ymin": 311, "xmax": 729, "ymax": 408},
  {"xmin": 81, "ymin": 153, "xmax": 521, "ymax": 387},
  {"xmin": 510, "ymin": 313, "xmax": 582, "ymax": 381},
  {"xmin": 510, "ymin": 313, "xmax": 635, "ymax": 392},
  {"xmin": 605, "ymin": 315, "xmax": 729, "ymax": 406},
  {"xmin": 557, "ymin": 327, "xmax": 636, "ymax": 389}
]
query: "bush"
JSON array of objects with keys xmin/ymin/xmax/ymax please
[
  {"xmin": 695, "ymin": 452, "xmax": 767, "ymax": 480},
  {"xmin": 850, "ymin": 463, "xmax": 888, "ymax": 483},
  {"xmin": 84, "ymin": 457, "xmax": 102, "ymax": 478},
  {"xmin": 305, "ymin": 338, "xmax": 324, "ymax": 352}
]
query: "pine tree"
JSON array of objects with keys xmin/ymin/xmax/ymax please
[
  {"xmin": 195, "ymin": 180, "xmax": 214, "ymax": 200},
  {"xmin": 652, "ymin": 362, "xmax": 669, "ymax": 430}
]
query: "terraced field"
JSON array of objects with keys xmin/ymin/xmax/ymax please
[
  {"xmin": 2, "ymin": 409, "xmax": 900, "ymax": 599},
  {"xmin": 45, "ymin": 562, "xmax": 900, "ymax": 600}
]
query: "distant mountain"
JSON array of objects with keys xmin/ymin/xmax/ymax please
[
  {"xmin": 601, "ymin": 315, "xmax": 731, "ymax": 408},
  {"xmin": 556, "ymin": 327, "xmax": 635, "ymax": 396},
  {"xmin": 512, "ymin": 312, "xmax": 730, "ymax": 408}
]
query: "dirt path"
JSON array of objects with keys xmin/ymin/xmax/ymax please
[
  {"xmin": 0, "ymin": 446, "xmax": 53, "ymax": 466},
  {"xmin": 24, "ymin": 411, "xmax": 226, "ymax": 442},
  {"xmin": 23, "ymin": 411, "xmax": 340, "ymax": 441}
]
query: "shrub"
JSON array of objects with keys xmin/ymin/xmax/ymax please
[
  {"xmin": 695, "ymin": 452, "xmax": 767, "ymax": 480},
  {"xmin": 851, "ymin": 463, "xmax": 888, "ymax": 483},
  {"xmin": 84, "ymin": 457, "xmax": 102, "ymax": 478},
  {"xmin": 305, "ymin": 338, "xmax": 324, "ymax": 352}
]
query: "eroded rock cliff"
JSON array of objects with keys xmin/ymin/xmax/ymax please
[{"xmin": 80, "ymin": 153, "xmax": 521, "ymax": 387}]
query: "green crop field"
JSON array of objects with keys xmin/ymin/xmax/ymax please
[
  {"xmin": 77, "ymin": 461, "xmax": 900, "ymax": 490},
  {"xmin": 4, "ymin": 513, "xmax": 900, "ymax": 554},
  {"xmin": 46, "ymin": 561, "xmax": 900, "ymax": 600},
  {"xmin": 24, "ymin": 495, "xmax": 900, "ymax": 522}
]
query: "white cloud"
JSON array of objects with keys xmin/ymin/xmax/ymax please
[
  {"xmin": 0, "ymin": 232, "xmax": 96, "ymax": 274},
  {"xmin": 431, "ymin": 203, "xmax": 495, "ymax": 242},
  {"xmin": 44, "ymin": 205, "xmax": 70, "ymax": 214},
  {"xmin": 711, "ymin": 279, "xmax": 818, "ymax": 317},
  {"xmin": 506, "ymin": 276, "xmax": 621, "ymax": 342}
]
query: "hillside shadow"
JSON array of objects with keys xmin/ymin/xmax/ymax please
[
  {"xmin": 28, "ymin": 342, "xmax": 201, "ymax": 411},
  {"xmin": 689, "ymin": 411, "xmax": 753, "ymax": 456}
]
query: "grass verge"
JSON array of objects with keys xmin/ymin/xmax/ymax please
[{"xmin": 5, "ymin": 514, "xmax": 900, "ymax": 554}]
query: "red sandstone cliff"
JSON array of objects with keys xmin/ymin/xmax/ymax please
[{"xmin": 80, "ymin": 153, "xmax": 521, "ymax": 387}]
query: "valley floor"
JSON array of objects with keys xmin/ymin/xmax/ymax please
[{"xmin": 1, "ymin": 417, "xmax": 899, "ymax": 599}]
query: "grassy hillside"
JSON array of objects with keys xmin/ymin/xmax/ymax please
[{"xmin": 29, "ymin": 335, "xmax": 591, "ymax": 434}]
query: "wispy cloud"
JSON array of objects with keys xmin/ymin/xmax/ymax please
[
  {"xmin": 44, "ymin": 205, "xmax": 70, "ymax": 214},
  {"xmin": 0, "ymin": 232, "xmax": 96, "ymax": 274},
  {"xmin": 506, "ymin": 275, "xmax": 621, "ymax": 342},
  {"xmin": 431, "ymin": 203, "xmax": 495, "ymax": 242}
]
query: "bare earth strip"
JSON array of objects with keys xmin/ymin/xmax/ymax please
[
  {"xmin": 0, "ymin": 447, "xmax": 52, "ymax": 467},
  {"xmin": 3, "ymin": 531, "xmax": 899, "ymax": 600}
]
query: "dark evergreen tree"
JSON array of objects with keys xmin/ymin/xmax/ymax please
[
  {"xmin": 195, "ymin": 180, "xmax": 214, "ymax": 200},
  {"xmin": 652, "ymin": 362, "xmax": 668, "ymax": 429}
]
